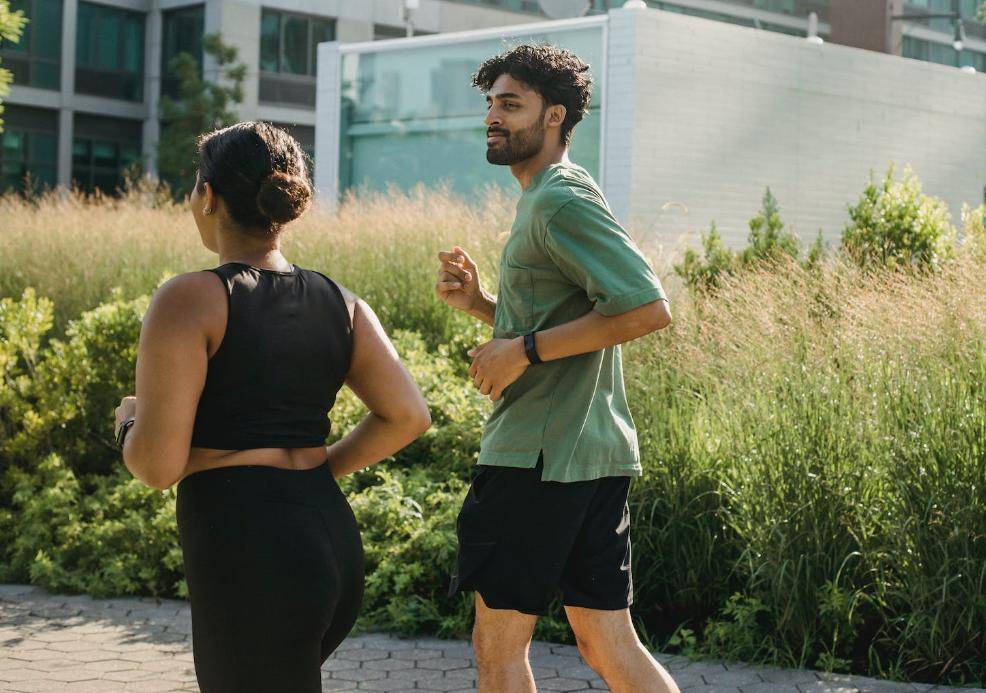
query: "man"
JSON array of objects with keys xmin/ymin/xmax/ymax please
[{"xmin": 435, "ymin": 45, "xmax": 678, "ymax": 693}]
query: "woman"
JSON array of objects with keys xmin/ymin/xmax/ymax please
[{"xmin": 114, "ymin": 121, "xmax": 430, "ymax": 693}]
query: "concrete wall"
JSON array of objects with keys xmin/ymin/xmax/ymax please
[{"xmin": 615, "ymin": 6, "xmax": 986, "ymax": 250}]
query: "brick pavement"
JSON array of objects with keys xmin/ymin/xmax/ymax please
[{"xmin": 1, "ymin": 585, "xmax": 982, "ymax": 693}]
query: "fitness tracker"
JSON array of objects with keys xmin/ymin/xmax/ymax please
[{"xmin": 523, "ymin": 332, "xmax": 543, "ymax": 365}]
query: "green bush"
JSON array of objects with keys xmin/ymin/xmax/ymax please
[
  {"xmin": 3, "ymin": 181, "xmax": 986, "ymax": 685},
  {"xmin": 842, "ymin": 165, "xmax": 956, "ymax": 269},
  {"xmin": 674, "ymin": 188, "xmax": 814, "ymax": 292}
]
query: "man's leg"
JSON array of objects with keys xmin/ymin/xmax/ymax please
[
  {"xmin": 473, "ymin": 592, "xmax": 538, "ymax": 693},
  {"xmin": 566, "ymin": 606, "xmax": 679, "ymax": 693}
]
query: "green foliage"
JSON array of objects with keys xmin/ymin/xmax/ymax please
[
  {"xmin": 4, "ymin": 454, "xmax": 182, "ymax": 597},
  {"xmin": 841, "ymin": 165, "xmax": 956, "ymax": 269},
  {"xmin": 0, "ymin": 0, "xmax": 27, "ymax": 132},
  {"xmin": 4, "ymin": 178, "xmax": 986, "ymax": 685},
  {"xmin": 157, "ymin": 34, "xmax": 246, "ymax": 197},
  {"xmin": 961, "ymin": 203, "xmax": 986, "ymax": 261},
  {"xmin": 740, "ymin": 187, "xmax": 800, "ymax": 265},
  {"xmin": 346, "ymin": 469, "xmax": 471, "ymax": 636},
  {"xmin": 675, "ymin": 188, "xmax": 809, "ymax": 292},
  {"xmin": 673, "ymin": 222, "xmax": 736, "ymax": 293}
]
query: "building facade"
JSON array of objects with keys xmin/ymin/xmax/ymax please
[
  {"xmin": 0, "ymin": 0, "xmax": 545, "ymax": 194},
  {"xmin": 315, "ymin": 5, "xmax": 986, "ymax": 249},
  {"xmin": 1, "ymin": 0, "xmax": 984, "ymax": 194}
]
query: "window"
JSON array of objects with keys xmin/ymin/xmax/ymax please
[
  {"xmin": 0, "ymin": 105, "xmax": 58, "ymax": 194},
  {"xmin": 374, "ymin": 24, "xmax": 408, "ymax": 40},
  {"xmin": 0, "ymin": 0, "xmax": 62, "ymax": 90},
  {"xmin": 338, "ymin": 25, "xmax": 604, "ymax": 196},
  {"xmin": 446, "ymin": 0, "xmax": 543, "ymax": 13},
  {"xmin": 259, "ymin": 9, "xmax": 334, "ymax": 108},
  {"xmin": 71, "ymin": 113, "xmax": 142, "ymax": 194},
  {"xmin": 75, "ymin": 1, "xmax": 145, "ymax": 101},
  {"xmin": 161, "ymin": 5, "xmax": 204, "ymax": 100},
  {"xmin": 259, "ymin": 9, "xmax": 333, "ymax": 77}
]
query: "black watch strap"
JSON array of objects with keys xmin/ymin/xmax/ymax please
[
  {"xmin": 116, "ymin": 418, "xmax": 135, "ymax": 449},
  {"xmin": 523, "ymin": 332, "xmax": 542, "ymax": 365}
]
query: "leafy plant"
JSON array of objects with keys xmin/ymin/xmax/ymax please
[
  {"xmin": 157, "ymin": 34, "xmax": 246, "ymax": 198},
  {"xmin": 841, "ymin": 165, "xmax": 956, "ymax": 269},
  {"xmin": 0, "ymin": 0, "xmax": 28, "ymax": 132}
]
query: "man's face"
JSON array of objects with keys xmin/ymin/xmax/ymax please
[{"xmin": 484, "ymin": 73, "xmax": 548, "ymax": 166}]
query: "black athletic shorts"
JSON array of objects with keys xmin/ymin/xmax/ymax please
[{"xmin": 448, "ymin": 455, "xmax": 633, "ymax": 616}]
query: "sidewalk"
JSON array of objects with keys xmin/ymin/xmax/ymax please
[{"xmin": 1, "ymin": 585, "xmax": 981, "ymax": 693}]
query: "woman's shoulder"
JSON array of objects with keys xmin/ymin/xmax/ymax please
[{"xmin": 147, "ymin": 271, "xmax": 227, "ymax": 321}]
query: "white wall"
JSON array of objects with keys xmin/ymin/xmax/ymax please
[{"xmin": 619, "ymin": 7, "xmax": 986, "ymax": 250}]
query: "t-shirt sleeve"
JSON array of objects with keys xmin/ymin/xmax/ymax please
[{"xmin": 542, "ymin": 195, "xmax": 667, "ymax": 317}]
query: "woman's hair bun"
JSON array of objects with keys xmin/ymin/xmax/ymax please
[{"xmin": 255, "ymin": 171, "xmax": 312, "ymax": 224}]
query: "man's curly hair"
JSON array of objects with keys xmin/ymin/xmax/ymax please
[{"xmin": 472, "ymin": 44, "xmax": 593, "ymax": 146}]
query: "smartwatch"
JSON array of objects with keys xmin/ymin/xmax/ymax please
[
  {"xmin": 523, "ymin": 332, "xmax": 543, "ymax": 365},
  {"xmin": 116, "ymin": 417, "xmax": 136, "ymax": 449}
]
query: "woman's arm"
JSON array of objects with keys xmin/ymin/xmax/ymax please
[
  {"xmin": 120, "ymin": 273, "xmax": 219, "ymax": 490},
  {"xmin": 324, "ymin": 298, "xmax": 431, "ymax": 479}
]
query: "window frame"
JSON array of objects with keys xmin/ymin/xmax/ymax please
[
  {"xmin": 0, "ymin": 0, "xmax": 63, "ymax": 90},
  {"xmin": 259, "ymin": 8, "xmax": 335, "ymax": 78},
  {"xmin": 75, "ymin": 1, "xmax": 146, "ymax": 102}
]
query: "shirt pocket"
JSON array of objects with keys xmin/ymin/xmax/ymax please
[{"xmin": 497, "ymin": 266, "xmax": 535, "ymax": 335}]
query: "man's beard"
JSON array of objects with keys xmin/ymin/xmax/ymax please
[{"xmin": 486, "ymin": 119, "xmax": 546, "ymax": 166}]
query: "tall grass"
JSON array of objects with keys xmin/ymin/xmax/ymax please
[{"xmin": 2, "ymin": 187, "xmax": 984, "ymax": 684}]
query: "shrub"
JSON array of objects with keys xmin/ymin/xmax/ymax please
[
  {"xmin": 960, "ymin": 203, "xmax": 986, "ymax": 261},
  {"xmin": 675, "ymin": 188, "xmax": 808, "ymax": 292},
  {"xmin": 841, "ymin": 165, "xmax": 956, "ymax": 269}
]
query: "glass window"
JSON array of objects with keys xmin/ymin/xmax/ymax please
[
  {"xmin": 260, "ymin": 10, "xmax": 280, "ymax": 71},
  {"xmin": 75, "ymin": 2, "xmax": 145, "ymax": 101},
  {"xmin": 0, "ymin": 106, "xmax": 59, "ymax": 195},
  {"xmin": 161, "ymin": 5, "xmax": 205, "ymax": 100},
  {"xmin": 282, "ymin": 16, "xmax": 309, "ymax": 74},
  {"xmin": 0, "ymin": 0, "xmax": 62, "ymax": 90},
  {"xmin": 72, "ymin": 114, "xmax": 143, "ymax": 195},
  {"xmin": 338, "ymin": 25, "xmax": 604, "ymax": 197},
  {"xmin": 259, "ymin": 9, "xmax": 335, "ymax": 77}
]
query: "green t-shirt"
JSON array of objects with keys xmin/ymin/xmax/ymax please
[{"xmin": 478, "ymin": 161, "xmax": 668, "ymax": 482}]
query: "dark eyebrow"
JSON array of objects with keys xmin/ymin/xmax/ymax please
[{"xmin": 488, "ymin": 92, "xmax": 523, "ymax": 101}]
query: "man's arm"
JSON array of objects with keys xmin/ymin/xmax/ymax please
[
  {"xmin": 536, "ymin": 298, "xmax": 670, "ymax": 361},
  {"xmin": 467, "ymin": 299, "xmax": 671, "ymax": 401}
]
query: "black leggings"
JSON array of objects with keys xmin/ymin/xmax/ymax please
[{"xmin": 176, "ymin": 461, "xmax": 364, "ymax": 693}]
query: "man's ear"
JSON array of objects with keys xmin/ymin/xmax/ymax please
[{"xmin": 544, "ymin": 103, "xmax": 567, "ymax": 130}]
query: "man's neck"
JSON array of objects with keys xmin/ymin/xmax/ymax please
[{"xmin": 511, "ymin": 145, "xmax": 569, "ymax": 190}]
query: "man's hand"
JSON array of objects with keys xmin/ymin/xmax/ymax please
[
  {"xmin": 467, "ymin": 337, "xmax": 528, "ymax": 401},
  {"xmin": 436, "ymin": 246, "xmax": 483, "ymax": 314},
  {"xmin": 115, "ymin": 396, "xmax": 137, "ymax": 430}
]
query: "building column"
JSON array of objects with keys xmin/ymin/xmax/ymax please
[
  {"xmin": 602, "ymin": 5, "xmax": 639, "ymax": 226},
  {"xmin": 143, "ymin": 5, "xmax": 162, "ymax": 177},
  {"xmin": 57, "ymin": 0, "xmax": 78, "ymax": 188},
  {"xmin": 314, "ymin": 41, "xmax": 341, "ymax": 211}
]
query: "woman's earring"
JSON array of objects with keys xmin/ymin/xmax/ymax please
[{"xmin": 203, "ymin": 207, "xmax": 211, "ymax": 215}]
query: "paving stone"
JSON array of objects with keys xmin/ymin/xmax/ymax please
[
  {"xmin": 743, "ymin": 683, "xmax": 810, "ymax": 693},
  {"xmin": 363, "ymin": 657, "xmax": 416, "ymax": 672},
  {"xmin": 391, "ymin": 648, "xmax": 444, "ymax": 661},
  {"xmin": 538, "ymin": 677, "xmax": 591, "ymax": 691},
  {"xmin": 321, "ymin": 680, "xmax": 358, "ymax": 691},
  {"xmin": 418, "ymin": 656, "xmax": 473, "ymax": 671},
  {"xmin": 335, "ymin": 647, "xmax": 390, "ymax": 662},
  {"xmin": 322, "ymin": 656, "xmax": 362, "ymax": 672},
  {"xmin": 703, "ymin": 670, "xmax": 767, "ymax": 687},
  {"xmin": 330, "ymin": 667, "xmax": 387, "ymax": 682},
  {"xmin": 356, "ymin": 679, "xmax": 418, "ymax": 692}
]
